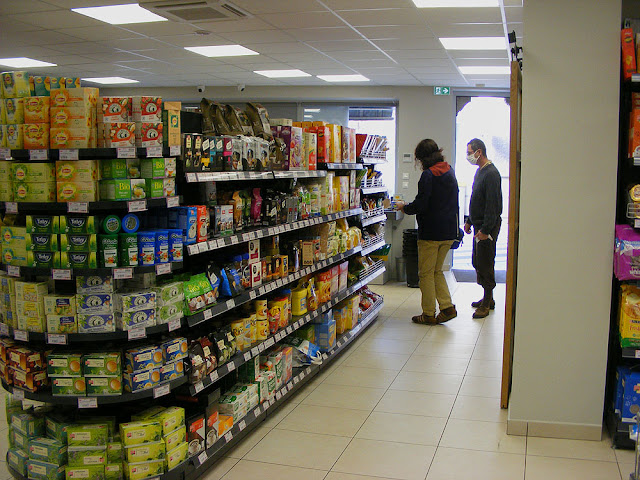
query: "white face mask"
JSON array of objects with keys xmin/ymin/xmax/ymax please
[{"xmin": 466, "ymin": 151, "xmax": 478, "ymax": 165}]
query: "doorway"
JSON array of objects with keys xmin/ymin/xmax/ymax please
[{"xmin": 452, "ymin": 96, "xmax": 510, "ymax": 283}]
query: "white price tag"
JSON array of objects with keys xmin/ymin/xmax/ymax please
[
  {"xmin": 294, "ymin": 320, "xmax": 301, "ymax": 329},
  {"xmin": 322, "ymin": 353, "xmax": 328, "ymax": 361},
  {"xmin": 197, "ymin": 242, "xmax": 209, "ymax": 254},
  {"xmin": 305, "ymin": 367, "xmax": 311, "ymax": 375},
  {"xmin": 251, "ymin": 347, "xmax": 259, "ymax": 357},
  {"xmin": 166, "ymin": 196, "xmax": 180, "ymax": 208},
  {"xmin": 128, "ymin": 326, "xmax": 146, "ymax": 341},
  {"xmin": 59, "ymin": 149, "xmax": 79, "ymax": 160},
  {"xmin": 238, "ymin": 420, "xmax": 246, "ymax": 431},
  {"xmin": 224, "ymin": 432, "xmax": 233, "ymax": 443},
  {"xmin": 203, "ymin": 309, "xmax": 213, "ymax": 320},
  {"xmin": 226, "ymin": 299, "xmax": 235, "ymax": 310},
  {"xmin": 329, "ymin": 350, "xmax": 335, "ymax": 356},
  {"xmin": 0, "ymin": 148, "xmax": 10, "ymax": 159},
  {"xmin": 241, "ymin": 233, "xmax": 249, "ymax": 242},
  {"xmin": 227, "ymin": 362, "xmax": 235, "ymax": 373},
  {"xmin": 287, "ymin": 384, "xmax": 292, "ymax": 392},
  {"xmin": 275, "ymin": 391, "xmax": 282, "ymax": 400},
  {"xmin": 168, "ymin": 317, "xmax": 181, "ymax": 332},
  {"xmin": 0, "ymin": 323, "xmax": 8, "ymax": 336},
  {"xmin": 293, "ymin": 377, "xmax": 299, "ymax": 384},
  {"xmin": 5, "ymin": 202, "xmax": 18, "ymax": 214},
  {"xmin": 210, "ymin": 370, "xmax": 219, "ymax": 382},
  {"xmin": 114, "ymin": 267, "xmax": 133, "ymax": 279},
  {"xmin": 170, "ymin": 145, "xmax": 181, "ymax": 156},
  {"xmin": 13, "ymin": 330, "xmax": 27, "ymax": 341},
  {"xmin": 249, "ymin": 232, "xmax": 256, "ymax": 240},
  {"xmin": 188, "ymin": 245, "xmax": 198, "ymax": 256},
  {"xmin": 258, "ymin": 287, "xmax": 265, "ymax": 296},
  {"xmin": 155, "ymin": 263, "xmax": 171, "ymax": 275},
  {"xmin": 153, "ymin": 383, "xmax": 171, "ymax": 398},
  {"xmin": 258, "ymin": 343, "xmax": 265, "ymax": 352},
  {"xmin": 116, "ymin": 147, "xmax": 136, "ymax": 158},
  {"xmin": 275, "ymin": 332, "xmax": 282, "ymax": 341},
  {"xmin": 286, "ymin": 326, "xmax": 293, "ymax": 334},
  {"xmin": 208, "ymin": 240, "xmax": 217, "ymax": 250},
  {"xmin": 52, "ymin": 269, "xmax": 72, "ymax": 280},
  {"xmin": 194, "ymin": 382, "xmax": 204, "ymax": 393},
  {"xmin": 337, "ymin": 341, "xmax": 343, "ymax": 348},
  {"xmin": 186, "ymin": 173, "xmax": 196, "ymax": 183},
  {"xmin": 12, "ymin": 389, "xmax": 24, "ymax": 400},
  {"xmin": 243, "ymin": 351, "xmax": 252, "ymax": 362},
  {"xmin": 67, "ymin": 202, "xmax": 88, "ymax": 214},
  {"xmin": 230, "ymin": 236, "xmax": 239, "ymax": 245},
  {"xmin": 146, "ymin": 146, "xmax": 163, "ymax": 157},
  {"xmin": 265, "ymin": 338, "xmax": 275, "ymax": 348},
  {"xmin": 78, "ymin": 397, "xmax": 98, "ymax": 409},
  {"xmin": 29, "ymin": 149, "xmax": 47, "ymax": 160},
  {"xmin": 198, "ymin": 451, "xmax": 208, "ymax": 465},
  {"xmin": 276, "ymin": 279, "xmax": 284, "ymax": 287},
  {"xmin": 253, "ymin": 407, "xmax": 261, "ymax": 418},
  {"xmin": 47, "ymin": 333, "xmax": 67, "ymax": 345},
  {"xmin": 128, "ymin": 200, "xmax": 147, "ymax": 212},
  {"xmin": 249, "ymin": 290, "xmax": 256, "ymax": 300}
]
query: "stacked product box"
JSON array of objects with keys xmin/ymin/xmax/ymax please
[
  {"xmin": 153, "ymin": 281, "xmax": 184, "ymax": 326},
  {"xmin": 44, "ymin": 294, "xmax": 76, "ymax": 334},
  {"xmin": 168, "ymin": 206, "xmax": 208, "ymax": 246},
  {"xmin": 25, "ymin": 214, "xmax": 62, "ymax": 268},
  {"xmin": 66, "ymin": 424, "xmax": 108, "ymax": 480},
  {"xmin": 140, "ymin": 158, "xmax": 176, "ymax": 199},
  {"xmin": 99, "ymin": 157, "xmax": 145, "ymax": 201},
  {"xmin": 47, "ymin": 351, "xmax": 122, "ymax": 397},
  {"xmin": 1, "ymin": 71, "xmax": 30, "ymax": 150},
  {"xmin": 162, "ymin": 102, "xmax": 181, "ymax": 147},
  {"xmin": 49, "ymin": 88, "xmax": 98, "ymax": 149},
  {"xmin": 8, "ymin": 345, "xmax": 48, "ymax": 392},
  {"xmin": 0, "ymin": 274, "xmax": 18, "ymax": 328},
  {"xmin": 56, "ymin": 160, "xmax": 99, "ymax": 203},
  {"xmin": 123, "ymin": 337, "xmax": 186, "ymax": 393},
  {"xmin": 23, "ymin": 94, "xmax": 50, "ymax": 150},
  {"xmin": 9, "ymin": 408, "xmax": 49, "ymax": 477},
  {"xmin": 114, "ymin": 290, "xmax": 156, "ymax": 332},
  {"xmin": 313, "ymin": 309, "xmax": 336, "ymax": 352},
  {"xmin": 133, "ymin": 97, "xmax": 163, "ymax": 148},
  {"xmin": 15, "ymin": 280, "xmax": 48, "ymax": 332},
  {"xmin": 11, "ymin": 162, "xmax": 56, "ymax": 203},
  {"xmin": 75, "ymin": 275, "xmax": 115, "ymax": 333},
  {"xmin": 2, "ymin": 224, "xmax": 60, "ymax": 267},
  {"xmin": 0, "ymin": 160, "xmax": 12, "ymax": 201},
  {"xmin": 119, "ymin": 419, "xmax": 164, "ymax": 479}
]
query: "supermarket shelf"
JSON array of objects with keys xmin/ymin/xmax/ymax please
[
  {"xmin": 186, "ymin": 295, "xmax": 383, "ymax": 479},
  {"xmin": 186, "ymin": 246, "xmax": 363, "ymax": 329},
  {"xmin": 3, "ymin": 146, "xmax": 180, "ymax": 161},
  {"xmin": 0, "ymin": 375, "xmax": 188, "ymax": 407},
  {"xmin": 358, "ymin": 157, "xmax": 387, "ymax": 165},
  {"xmin": 186, "ymin": 208, "xmax": 363, "ymax": 257},
  {"xmin": 185, "ymin": 170, "xmax": 326, "ymax": 183},
  {"xmin": 607, "ymin": 408, "xmax": 636, "ymax": 450},
  {"xmin": 621, "ymin": 346, "xmax": 640, "ymax": 359},
  {"xmin": 361, "ymin": 213, "xmax": 387, "ymax": 227},
  {"xmin": 186, "ymin": 265, "xmax": 385, "ymax": 396},
  {"xmin": 361, "ymin": 238, "xmax": 386, "ymax": 256},
  {"xmin": 0, "ymin": 197, "xmax": 181, "ymax": 214},
  {"xmin": 361, "ymin": 186, "xmax": 387, "ymax": 195},
  {"xmin": 318, "ymin": 163, "xmax": 365, "ymax": 170},
  {"xmin": 273, "ymin": 170, "xmax": 326, "ymax": 179},
  {"xmin": 0, "ymin": 261, "xmax": 183, "ymax": 281}
]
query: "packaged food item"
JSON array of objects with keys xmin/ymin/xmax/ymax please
[
  {"xmin": 47, "ymin": 353, "xmax": 83, "ymax": 377},
  {"xmin": 186, "ymin": 414, "xmax": 205, "ymax": 457},
  {"xmin": 56, "ymin": 161, "xmax": 100, "ymax": 183},
  {"xmin": 165, "ymin": 442, "xmax": 188, "ymax": 471},
  {"xmin": 64, "ymin": 466, "xmax": 105, "ymax": 480},
  {"xmin": 137, "ymin": 231, "xmax": 156, "ymax": 266},
  {"xmin": 105, "ymin": 464, "xmax": 122, "ymax": 480},
  {"xmin": 8, "ymin": 448, "xmax": 29, "ymax": 476},
  {"xmin": 83, "ymin": 352, "xmax": 121, "ymax": 376},
  {"xmin": 67, "ymin": 425, "xmax": 108, "ymax": 446},
  {"xmin": 61, "ymin": 216, "xmax": 97, "ymax": 234},
  {"xmin": 77, "ymin": 314, "xmax": 114, "ymax": 333},
  {"xmin": 86, "ymin": 376, "xmax": 122, "ymax": 396},
  {"xmin": 52, "ymin": 377, "xmax": 86, "ymax": 396},
  {"xmin": 67, "ymin": 445, "xmax": 106, "ymax": 466},
  {"xmin": 26, "ymin": 459, "xmax": 65, "ymax": 480},
  {"xmin": 119, "ymin": 421, "xmax": 162, "ymax": 447}
]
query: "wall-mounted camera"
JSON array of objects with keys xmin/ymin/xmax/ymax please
[
  {"xmin": 237, "ymin": 84, "xmax": 245, "ymax": 92},
  {"xmin": 197, "ymin": 85, "xmax": 205, "ymax": 93}
]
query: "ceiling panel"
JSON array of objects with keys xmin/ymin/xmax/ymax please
[
  {"xmin": 8, "ymin": 10, "xmax": 103, "ymax": 29},
  {"xmin": 193, "ymin": 17, "xmax": 277, "ymax": 33},
  {"xmin": 7, "ymin": 30, "xmax": 88, "ymax": 47},
  {"xmin": 448, "ymin": 50, "xmax": 509, "ymax": 59},
  {"xmin": 247, "ymin": 43, "xmax": 318, "ymax": 55},
  {"xmin": 61, "ymin": 26, "xmax": 145, "ymax": 41},
  {"xmin": 217, "ymin": 29, "xmax": 294, "ymax": 44},
  {"xmin": 231, "ymin": 0, "xmax": 325, "ymax": 15},
  {"xmin": 504, "ymin": 0, "xmax": 523, "ymax": 7},
  {"xmin": 358, "ymin": 25, "xmax": 434, "ymax": 40},
  {"xmin": 389, "ymin": 49, "xmax": 449, "ymax": 59},
  {"xmin": 260, "ymin": 12, "xmax": 345, "ymax": 29},
  {"xmin": 117, "ymin": 22, "xmax": 197, "ymax": 37},
  {"xmin": 43, "ymin": 0, "xmax": 129, "ymax": 8},
  {"xmin": 406, "ymin": 66, "xmax": 458, "ymax": 74},
  {"xmin": 373, "ymin": 38, "xmax": 442, "ymax": 50},
  {"xmin": 152, "ymin": 34, "xmax": 231, "ymax": 48},
  {"xmin": 327, "ymin": 51, "xmax": 390, "ymax": 61},
  {"xmin": 455, "ymin": 58, "xmax": 509, "ymax": 67},
  {"xmin": 288, "ymin": 27, "xmax": 362, "ymax": 42},
  {"xmin": 0, "ymin": 0, "xmax": 57, "ymax": 14},
  {"xmin": 394, "ymin": 58, "xmax": 453, "ymax": 67},
  {"xmin": 509, "ymin": 23, "xmax": 523, "ymax": 38},
  {"xmin": 103, "ymin": 39, "xmax": 171, "ymax": 51},
  {"xmin": 325, "ymin": 0, "xmax": 415, "ymax": 8},
  {"xmin": 47, "ymin": 42, "xmax": 115, "ymax": 55},
  {"xmin": 306, "ymin": 40, "xmax": 377, "ymax": 52},
  {"xmin": 504, "ymin": 6, "xmax": 523, "ymax": 23},
  {"xmin": 429, "ymin": 23, "xmax": 505, "ymax": 37},
  {"xmin": 418, "ymin": 8, "xmax": 503, "ymax": 24},
  {"xmin": 0, "ymin": 18, "xmax": 45, "ymax": 33},
  {"xmin": 336, "ymin": 8, "xmax": 426, "ymax": 27}
]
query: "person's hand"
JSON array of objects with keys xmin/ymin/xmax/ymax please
[
  {"xmin": 395, "ymin": 201, "xmax": 405, "ymax": 212},
  {"xmin": 463, "ymin": 223, "xmax": 471, "ymax": 234},
  {"xmin": 474, "ymin": 231, "xmax": 489, "ymax": 241}
]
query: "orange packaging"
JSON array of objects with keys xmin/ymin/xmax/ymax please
[
  {"xmin": 633, "ymin": 93, "xmax": 640, "ymax": 110},
  {"xmin": 100, "ymin": 97, "xmax": 131, "ymax": 122},
  {"xmin": 313, "ymin": 121, "xmax": 328, "ymax": 127},
  {"xmin": 50, "ymin": 127, "xmax": 94, "ymax": 149},
  {"xmin": 195, "ymin": 205, "xmax": 208, "ymax": 243},
  {"xmin": 50, "ymin": 88, "xmax": 99, "ymax": 108},
  {"xmin": 50, "ymin": 107, "xmax": 95, "ymax": 128},
  {"xmin": 23, "ymin": 96, "xmax": 50, "ymax": 123},
  {"xmin": 23, "ymin": 123, "xmax": 49, "ymax": 149},
  {"xmin": 622, "ymin": 28, "xmax": 637, "ymax": 81},
  {"xmin": 103, "ymin": 122, "xmax": 135, "ymax": 147},
  {"xmin": 328, "ymin": 124, "xmax": 341, "ymax": 163},
  {"xmin": 315, "ymin": 270, "xmax": 332, "ymax": 304},
  {"xmin": 630, "ymin": 109, "xmax": 640, "ymax": 157},
  {"xmin": 313, "ymin": 126, "xmax": 330, "ymax": 164}
]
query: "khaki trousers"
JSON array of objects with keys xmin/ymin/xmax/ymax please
[{"xmin": 417, "ymin": 239, "xmax": 454, "ymax": 316}]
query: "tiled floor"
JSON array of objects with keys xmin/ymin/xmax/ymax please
[{"xmin": 0, "ymin": 278, "xmax": 632, "ymax": 480}]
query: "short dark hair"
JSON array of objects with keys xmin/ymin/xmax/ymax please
[
  {"xmin": 467, "ymin": 138, "xmax": 486, "ymax": 157},
  {"xmin": 414, "ymin": 139, "xmax": 445, "ymax": 170}
]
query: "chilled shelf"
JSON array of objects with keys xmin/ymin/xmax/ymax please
[
  {"xmin": 361, "ymin": 214, "xmax": 386, "ymax": 227},
  {"xmin": 361, "ymin": 186, "xmax": 388, "ymax": 195}
]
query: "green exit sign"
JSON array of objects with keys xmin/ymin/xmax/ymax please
[{"xmin": 434, "ymin": 86, "xmax": 450, "ymax": 95}]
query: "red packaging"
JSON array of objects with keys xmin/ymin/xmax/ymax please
[
  {"xmin": 195, "ymin": 205, "xmax": 208, "ymax": 243},
  {"xmin": 0, "ymin": 361, "xmax": 11, "ymax": 385},
  {"xmin": 8, "ymin": 347, "xmax": 45, "ymax": 373},
  {"xmin": 313, "ymin": 126, "xmax": 330, "ymax": 164},
  {"xmin": 0, "ymin": 338, "xmax": 15, "ymax": 363},
  {"xmin": 13, "ymin": 368, "xmax": 47, "ymax": 392},
  {"xmin": 622, "ymin": 28, "xmax": 637, "ymax": 81},
  {"xmin": 205, "ymin": 404, "xmax": 219, "ymax": 449}
]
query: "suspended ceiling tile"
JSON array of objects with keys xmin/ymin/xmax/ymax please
[
  {"xmin": 40, "ymin": 54, "xmax": 100, "ymax": 66},
  {"xmin": 231, "ymin": 0, "xmax": 326, "ymax": 15},
  {"xmin": 348, "ymin": 60, "xmax": 399, "ymax": 68},
  {"xmin": 449, "ymin": 50, "xmax": 509, "ymax": 59},
  {"xmin": 0, "ymin": 0, "xmax": 58, "ymax": 14},
  {"xmin": 358, "ymin": 25, "xmax": 434, "ymax": 40},
  {"xmin": 61, "ymin": 25, "xmax": 145, "ymax": 41},
  {"xmin": 395, "ymin": 58, "xmax": 453, "ymax": 67},
  {"xmin": 12, "ymin": 30, "xmax": 91, "ymax": 47},
  {"xmin": 328, "ymin": 51, "xmax": 389, "ymax": 61},
  {"xmin": 225, "ymin": 62, "xmax": 292, "ymax": 71},
  {"xmin": 418, "ymin": 7, "xmax": 502, "ymax": 24},
  {"xmin": 259, "ymin": 12, "xmax": 345, "ymax": 29},
  {"xmin": 48, "ymin": 42, "xmax": 115, "ymax": 55},
  {"xmin": 336, "ymin": 8, "xmax": 426, "ymax": 27},
  {"xmin": 406, "ymin": 66, "xmax": 459, "ymax": 74},
  {"xmin": 504, "ymin": 6, "xmax": 523, "ymax": 22},
  {"xmin": 504, "ymin": 0, "xmax": 523, "ymax": 6},
  {"xmin": 247, "ymin": 43, "xmax": 317, "ymax": 55},
  {"xmin": 288, "ymin": 27, "xmax": 362, "ymax": 42},
  {"xmin": 194, "ymin": 17, "xmax": 277, "ymax": 33},
  {"xmin": 217, "ymin": 29, "xmax": 294, "ymax": 44},
  {"xmin": 509, "ymin": 23, "xmax": 523, "ymax": 38},
  {"xmin": 0, "ymin": 18, "xmax": 45, "ymax": 33},
  {"xmin": 117, "ymin": 22, "xmax": 198, "ymax": 37},
  {"xmin": 374, "ymin": 38, "xmax": 442, "ymax": 50},
  {"xmin": 353, "ymin": 66, "xmax": 399, "ymax": 73},
  {"xmin": 100, "ymin": 39, "xmax": 168, "ymax": 51},
  {"xmin": 152, "ymin": 33, "xmax": 231, "ymax": 48},
  {"xmin": 376, "ymin": 78, "xmax": 422, "ymax": 85},
  {"xmin": 323, "ymin": 0, "xmax": 415, "ymax": 9},
  {"xmin": 306, "ymin": 40, "xmax": 376, "ymax": 52},
  {"xmin": 429, "ymin": 23, "xmax": 504, "ymax": 37},
  {"xmin": 8, "ymin": 10, "xmax": 104, "ymax": 29},
  {"xmin": 265, "ymin": 52, "xmax": 336, "ymax": 63},
  {"xmin": 455, "ymin": 58, "xmax": 509, "ymax": 67},
  {"xmin": 388, "ymin": 49, "xmax": 449, "ymax": 59},
  {"xmin": 43, "ymin": 0, "xmax": 129, "ymax": 8}
]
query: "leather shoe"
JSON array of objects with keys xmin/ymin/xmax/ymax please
[
  {"xmin": 435, "ymin": 306, "xmax": 457, "ymax": 324},
  {"xmin": 412, "ymin": 314, "xmax": 438, "ymax": 325},
  {"xmin": 472, "ymin": 305, "xmax": 491, "ymax": 318},
  {"xmin": 471, "ymin": 298, "xmax": 495, "ymax": 309}
]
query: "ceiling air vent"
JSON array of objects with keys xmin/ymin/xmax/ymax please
[{"xmin": 139, "ymin": 1, "xmax": 252, "ymax": 23}]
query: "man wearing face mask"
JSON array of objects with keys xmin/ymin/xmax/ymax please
[{"xmin": 463, "ymin": 138, "xmax": 503, "ymax": 319}]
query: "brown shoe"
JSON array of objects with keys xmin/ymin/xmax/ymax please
[
  {"xmin": 412, "ymin": 314, "xmax": 438, "ymax": 325},
  {"xmin": 471, "ymin": 298, "xmax": 495, "ymax": 309},
  {"xmin": 472, "ymin": 305, "xmax": 491, "ymax": 318},
  {"xmin": 436, "ymin": 306, "xmax": 457, "ymax": 324}
]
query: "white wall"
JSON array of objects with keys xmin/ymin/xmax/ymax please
[{"xmin": 508, "ymin": 0, "xmax": 621, "ymax": 439}]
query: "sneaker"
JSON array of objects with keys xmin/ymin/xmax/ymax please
[{"xmin": 435, "ymin": 306, "xmax": 457, "ymax": 323}]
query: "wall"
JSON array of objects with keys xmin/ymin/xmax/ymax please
[
  {"xmin": 102, "ymin": 85, "xmax": 457, "ymax": 278},
  {"xmin": 508, "ymin": 0, "xmax": 620, "ymax": 439}
]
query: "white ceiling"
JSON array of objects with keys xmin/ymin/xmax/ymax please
[{"xmin": 0, "ymin": 0, "xmax": 523, "ymax": 88}]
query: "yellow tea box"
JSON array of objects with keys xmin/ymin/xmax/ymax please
[
  {"xmin": 11, "ymin": 163, "xmax": 56, "ymax": 183},
  {"xmin": 124, "ymin": 441, "xmax": 165, "ymax": 463},
  {"xmin": 119, "ymin": 421, "xmax": 162, "ymax": 447},
  {"xmin": 56, "ymin": 160, "xmax": 100, "ymax": 182},
  {"xmin": 5, "ymin": 98, "xmax": 25, "ymax": 123},
  {"xmin": 67, "ymin": 425, "xmax": 108, "ymax": 446},
  {"xmin": 6, "ymin": 124, "xmax": 23, "ymax": 149},
  {"xmin": 51, "ymin": 107, "xmax": 95, "ymax": 129},
  {"xmin": 165, "ymin": 442, "xmax": 187, "ymax": 471},
  {"xmin": 50, "ymin": 88, "xmax": 99, "ymax": 109},
  {"xmin": 46, "ymin": 314, "xmax": 77, "ymax": 334},
  {"xmin": 57, "ymin": 182, "xmax": 99, "ymax": 203},
  {"xmin": 2, "ymin": 71, "xmax": 30, "ymax": 99},
  {"xmin": 0, "ymin": 182, "xmax": 14, "ymax": 201},
  {"xmin": 2, "ymin": 247, "xmax": 28, "ymax": 266},
  {"xmin": 50, "ymin": 128, "xmax": 94, "ymax": 149},
  {"xmin": 65, "ymin": 466, "xmax": 105, "ymax": 480},
  {"xmin": 14, "ymin": 182, "xmax": 57, "ymax": 202},
  {"xmin": 44, "ymin": 295, "xmax": 75, "ymax": 316},
  {"xmin": 123, "ymin": 460, "xmax": 163, "ymax": 480},
  {"xmin": 23, "ymin": 124, "xmax": 50, "ymax": 150},
  {"xmin": 105, "ymin": 464, "xmax": 121, "ymax": 480},
  {"xmin": 23, "ymin": 96, "xmax": 50, "ymax": 124},
  {"xmin": 15, "ymin": 281, "xmax": 48, "ymax": 301}
]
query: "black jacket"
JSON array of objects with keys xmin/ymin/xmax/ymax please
[
  {"xmin": 468, "ymin": 162, "xmax": 502, "ymax": 235},
  {"xmin": 403, "ymin": 162, "xmax": 459, "ymax": 241}
]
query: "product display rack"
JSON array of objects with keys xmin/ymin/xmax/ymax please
[
  {"xmin": 318, "ymin": 162, "xmax": 365, "ymax": 170},
  {"xmin": 0, "ymin": 146, "xmax": 181, "ymax": 161},
  {"xmin": 0, "ymin": 197, "xmax": 181, "ymax": 214},
  {"xmin": 185, "ymin": 170, "xmax": 327, "ymax": 183},
  {"xmin": 0, "ymin": 261, "xmax": 183, "ymax": 280}
]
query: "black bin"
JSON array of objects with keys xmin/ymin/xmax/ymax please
[{"xmin": 403, "ymin": 229, "xmax": 419, "ymax": 288}]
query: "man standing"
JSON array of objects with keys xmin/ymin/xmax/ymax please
[{"xmin": 463, "ymin": 138, "xmax": 503, "ymax": 319}]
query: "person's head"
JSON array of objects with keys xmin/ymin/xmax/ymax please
[
  {"xmin": 466, "ymin": 138, "xmax": 487, "ymax": 166},
  {"xmin": 414, "ymin": 139, "xmax": 445, "ymax": 170}
]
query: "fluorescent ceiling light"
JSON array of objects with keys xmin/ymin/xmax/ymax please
[
  {"xmin": 412, "ymin": 0, "xmax": 498, "ymax": 7},
  {"xmin": 304, "ymin": 115, "xmax": 313, "ymax": 118},
  {"xmin": 459, "ymin": 66, "xmax": 510, "ymax": 75},
  {"xmin": 440, "ymin": 37, "xmax": 506, "ymax": 50},
  {"xmin": 304, "ymin": 108, "xmax": 321, "ymax": 113},
  {"xmin": 317, "ymin": 74, "xmax": 370, "ymax": 82},
  {"xmin": 82, "ymin": 77, "xmax": 139, "ymax": 84},
  {"xmin": 185, "ymin": 45, "xmax": 259, "ymax": 57},
  {"xmin": 71, "ymin": 4, "xmax": 167, "ymax": 25},
  {"xmin": 254, "ymin": 69, "xmax": 311, "ymax": 78},
  {"xmin": 0, "ymin": 57, "xmax": 56, "ymax": 68}
]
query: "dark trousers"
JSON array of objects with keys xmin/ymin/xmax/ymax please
[{"xmin": 471, "ymin": 218, "xmax": 502, "ymax": 292}]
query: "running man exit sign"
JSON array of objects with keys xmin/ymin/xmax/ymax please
[{"xmin": 434, "ymin": 86, "xmax": 450, "ymax": 95}]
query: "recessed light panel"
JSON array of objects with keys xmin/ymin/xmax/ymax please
[
  {"xmin": 254, "ymin": 69, "xmax": 311, "ymax": 78},
  {"xmin": 440, "ymin": 37, "xmax": 507, "ymax": 50},
  {"xmin": 0, "ymin": 57, "xmax": 56, "ymax": 68},
  {"xmin": 459, "ymin": 66, "xmax": 510, "ymax": 75},
  {"xmin": 185, "ymin": 45, "xmax": 259, "ymax": 57},
  {"xmin": 317, "ymin": 75, "xmax": 370, "ymax": 82},
  {"xmin": 82, "ymin": 77, "xmax": 139, "ymax": 84},
  {"xmin": 412, "ymin": 0, "xmax": 498, "ymax": 6},
  {"xmin": 71, "ymin": 4, "xmax": 167, "ymax": 25}
]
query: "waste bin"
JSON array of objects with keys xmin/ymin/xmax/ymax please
[
  {"xmin": 396, "ymin": 257, "xmax": 407, "ymax": 283},
  {"xmin": 403, "ymin": 229, "xmax": 419, "ymax": 288}
]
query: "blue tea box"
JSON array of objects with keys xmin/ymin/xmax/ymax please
[
  {"xmin": 616, "ymin": 366, "xmax": 631, "ymax": 416},
  {"xmin": 622, "ymin": 371, "xmax": 640, "ymax": 422}
]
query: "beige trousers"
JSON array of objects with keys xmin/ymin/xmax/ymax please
[{"xmin": 417, "ymin": 239, "xmax": 454, "ymax": 316}]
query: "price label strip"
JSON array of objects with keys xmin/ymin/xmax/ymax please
[
  {"xmin": 227, "ymin": 362, "xmax": 236, "ymax": 373},
  {"xmin": 156, "ymin": 263, "xmax": 171, "ymax": 275},
  {"xmin": 47, "ymin": 334, "xmax": 67, "ymax": 345},
  {"xmin": 78, "ymin": 397, "xmax": 98, "ymax": 409},
  {"xmin": 0, "ymin": 323, "xmax": 9, "ymax": 336},
  {"xmin": 128, "ymin": 200, "xmax": 147, "ymax": 212},
  {"xmin": 168, "ymin": 317, "xmax": 181, "ymax": 332},
  {"xmin": 238, "ymin": 420, "xmax": 246, "ymax": 431},
  {"xmin": 52, "ymin": 269, "xmax": 72, "ymax": 281},
  {"xmin": 198, "ymin": 451, "xmax": 208, "ymax": 465},
  {"xmin": 243, "ymin": 352, "xmax": 252, "ymax": 362},
  {"xmin": 5, "ymin": 202, "xmax": 18, "ymax": 214},
  {"xmin": 13, "ymin": 389, "xmax": 24, "ymax": 400},
  {"xmin": 251, "ymin": 347, "xmax": 259, "ymax": 357},
  {"xmin": 128, "ymin": 326, "xmax": 146, "ymax": 341},
  {"xmin": 116, "ymin": 147, "xmax": 136, "ymax": 158},
  {"xmin": 146, "ymin": 146, "xmax": 163, "ymax": 157},
  {"xmin": 203, "ymin": 309, "xmax": 213, "ymax": 320},
  {"xmin": 67, "ymin": 202, "xmax": 88, "ymax": 213},
  {"xmin": 194, "ymin": 382, "xmax": 204, "ymax": 393},
  {"xmin": 30, "ymin": 149, "xmax": 48, "ymax": 160},
  {"xmin": 210, "ymin": 370, "xmax": 219, "ymax": 382},
  {"xmin": 59, "ymin": 149, "xmax": 79, "ymax": 160},
  {"xmin": 166, "ymin": 196, "xmax": 180, "ymax": 208},
  {"xmin": 224, "ymin": 432, "xmax": 233, "ymax": 443},
  {"xmin": 114, "ymin": 268, "xmax": 133, "ymax": 280},
  {"xmin": 14, "ymin": 330, "xmax": 28, "ymax": 342},
  {"xmin": 253, "ymin": 407, "xmax": 261, "ymax": 418},
  {"xmin": 153, "ymin": 383, "xmax": 171, "ymax": 398}
]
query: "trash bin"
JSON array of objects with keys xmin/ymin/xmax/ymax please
[
  {"xmin": 396, "ymin": 257, "xmax": 407, "ymax": 283},
  {"xmin": 403, "ymin": 229, "xmax": 419, "ymax": 288}
]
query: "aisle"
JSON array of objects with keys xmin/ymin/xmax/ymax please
[{"xmin": 0, "ymin": 281, "xmax": 628, "ymax": 480}]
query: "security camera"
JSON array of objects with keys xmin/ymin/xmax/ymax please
[
  {"xmin": 197, "ymin": 85, "xmax": 205, "ymax": 93},
  {"xmin": 237, "ymin": 84, "xmax": 245, "ymax": 92}
]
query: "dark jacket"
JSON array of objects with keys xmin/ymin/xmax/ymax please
[
  {"xmin": 403, "ymin": 161, "xmax": 459, "ymax": 241},
  {"xmin": 468, "ymin": 162, "xmax": 502, "ymax": 235}
]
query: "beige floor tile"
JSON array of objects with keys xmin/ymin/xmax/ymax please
[
  {"xmin": 389, "ymin": 371, "xmax": 463, "ymax": 395},
  {"xmin": 475, "ymin": 334, "xmax": 504, "ymax": 347},
  {"xmin": 524, "ymin": 455, "xmax": 621, "ymax": 480},
  {"xmin": 450, "ymin": 395, "xmax": 507, "ymax": 423},
  {"xmin": 413, "ymin": 340, "xmax": 475, "ymax": 359},
  {"xmin": 402, "ymin": 355, "xmax": 469, "ymax": 375},
  {"xmin": 262, "ymin": 401, "xmax": 299, "ymax": 429},
  {"xmin": 355, "ymin": 411, "xmax": 447, "ymax": 446},
  {"xmin": 526, "ymin": 436, "xmax": 617, "ymax": 463},
  {"xmin": 427, "ymin": 328, "xmax": 479, "ymax": 345},
  {"xmin": 332, "ymin": 438, "xmax": 435, "ymax": 480},
  {"xmin": 619, "ymin": 463, "xmax": 635, "ymax": 479},
  {"xmin": 370, "ymin": 325, "xmax": 431, "ymax": 341},
  {"xmin": 458, "ymin": 375, "xmax": 502, "ymax": 398},
  {"xmin": 343, "ymin": 350, "xmax": 410, "ymax": 370},
  {"xmin": 471, "ymin": 345, "xmax": 503, "ymax": 361},
  {"xmin": 426, "ymin": 447, "xmax": 524, "ymax": 480},
  {"xmin": 466, "ymin": 359, "xmax": 503, "ymax": 378},
  {"xmin": 440, "ymin": 419, "xmax": 526, "ymax": 454},
  {"xmin": 276, "ymin": 404, "xmax": 370, "ymax": 437},
  {"xmin": 357, "ymin": 338, "xmax": 420, "ymax": 355},
  {"xmin": 0, "ymin": 461, "xmax": 12, "ymax": 480},
  {"xmin": 325, "ymin": 473, "xmax": 400, "ymax": 480},
  {"xmin": 244, "ymin": 429, "xmax": 350, "ymax": 470},
  {"xmin": 199, "ymin": 457, "xmax": 239, "ymax": 480},
  {"xmin": 614, "ymin": 448, "xmax": 636, "ymax": 464},
  {"xmin": 224, "ymin": 425, "xmax": 272, "ymax": 459},
  {"xmin": 322, "ymin": 365, "xmax": 399, "ymax": 389},
  {"xmin": 375, "ymin": 389, "xmax": 456, "ymax": 418},
  {"xmin": 221, "ymin": 460, "xmax": 327, "ymax": 480},
  {"xmin": 301, "ymin": 383, "xmax": 386, "ymax": 411}
]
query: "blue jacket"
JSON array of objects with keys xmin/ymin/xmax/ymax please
[{"xmin": 403, "ymin": 162, "xmax": 459, "ymax": 241}]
